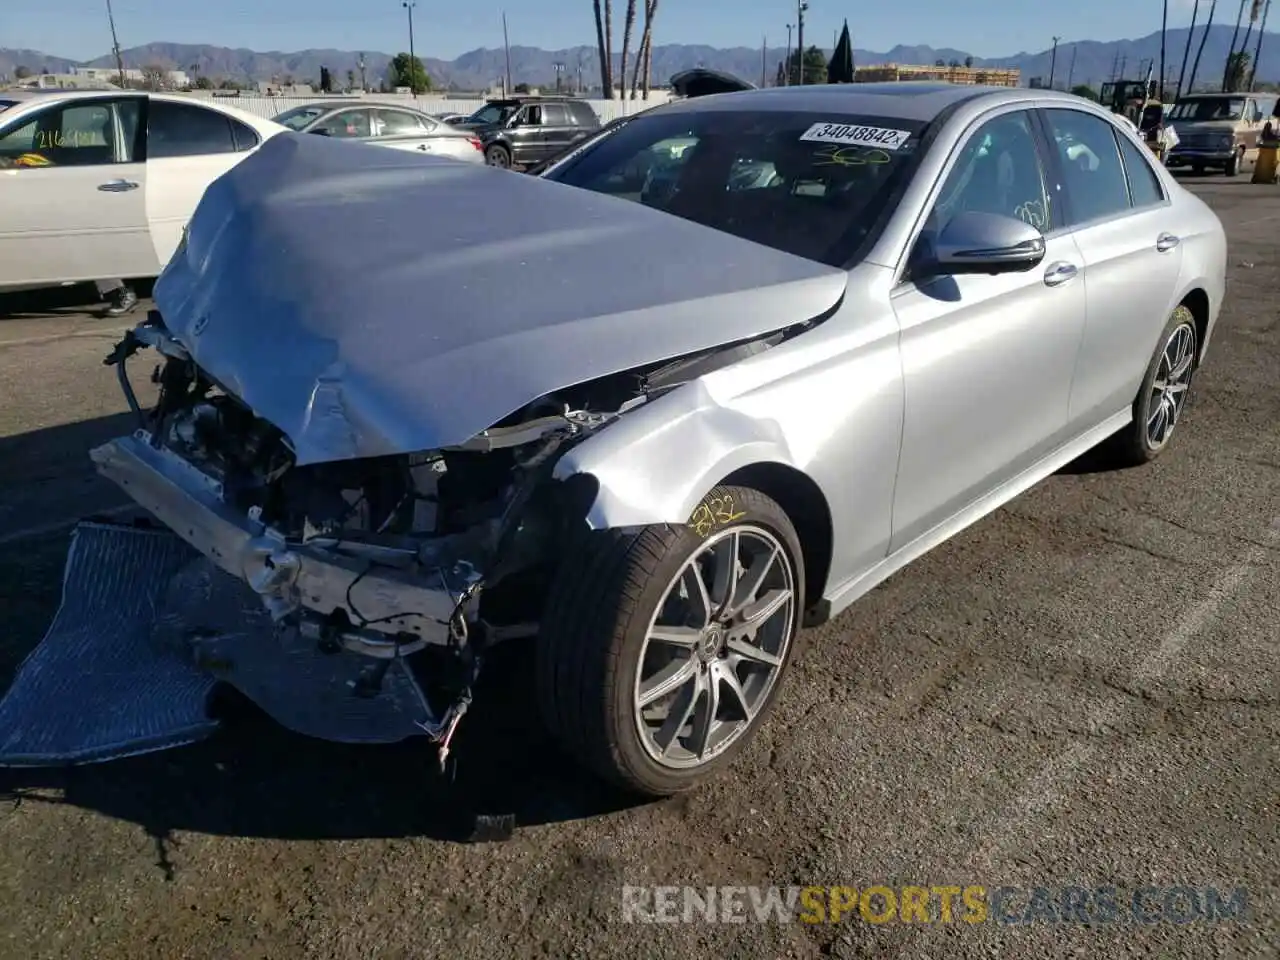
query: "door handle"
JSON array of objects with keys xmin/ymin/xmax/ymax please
[
  {"xmin": 417, "ymin": 143, "xmax": 429, "ymax": 151},
  {"xmin": 97, "ymin": 179, "xmax": 139, "ymax": 192},
  {"xmin": 1156, "ymin": 232, "xmax": 1181, "ymax": 252},
  {"xmin": 1043, "ymin": 261, "xmax": 1079, "ymax": 287}
]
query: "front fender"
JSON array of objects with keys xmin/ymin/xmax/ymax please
[{"xmin": 552, "ymin": 379, "xmax": 795, "ymax": 529}]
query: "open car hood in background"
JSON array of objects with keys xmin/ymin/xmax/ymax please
[
  {"xmin": 668, "ymin": 68, "xmax": 757, "ymax": 99},
  {"xmin": 153, "ymin": 132, "xmax": 849, "ymax": 465}
]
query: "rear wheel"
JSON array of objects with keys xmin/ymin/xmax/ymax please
[
  {"xmin": 536, "ymin": 485, "xmax": 804, "ymax": 797},
  {"xmin": 485, "ymin": 144, "xmax": 511, "ymax": 168},
  {"xmin": 1102, "ymin": 305, "xmax": 1199, "ymax": 467}
]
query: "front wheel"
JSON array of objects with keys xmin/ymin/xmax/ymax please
[
  {"xmin": 536, "ymin": 485, "xmax": 805, "ymax": 797},
  {"xmin": 1102, "ymin": 305, "xmax": 1199, "ymax": 467},
  {"xmin": 1225, "ymin": 148, "xmax": 1242, "ymax": 176}
]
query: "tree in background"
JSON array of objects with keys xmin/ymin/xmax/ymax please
[
  {"xmin": 513, "ymin": 82, "xmax": 532, "ymax": 93},
  {"xmin": 618, "ymin": 0, "xmax": 637, "ymax": 100},
  {"xmin": 390, "ymin": 52, "xmax": 431, "ymax": 93},
  {"xmin": 193, "ymin": 75, "xmax": 215, "ymax": 89},
  {"xmin": 593, "ymin": 0, "xmax": 615, "ymax": 97},
  {"xmin": 13, "ymin": 65, "xmax": 32, "ymax": 79},
  {"xmin": 785, "ymin": 46, "xmax": 828, "ymax": 85},
  {"xmin": 319, "ymin": 66, "xmax": 332, "ymax": 92},
  {"xmin": 346, "ymin": 69, "xmax": 356, "ymax": 91},
  {"xmin": 141, "ymin": 64, "xmax": 167, "ymax": 90},
  {"xmin": 1225, "ymin": 49, "xmax": 1252, "ymax": 90},
  {"xmin": 1070, "ymin": 83, "xmax": 1098, "ymax": 100},
  {"xmin": 629, "ymin": 0, "xmax": 659, "ymax": 98}
]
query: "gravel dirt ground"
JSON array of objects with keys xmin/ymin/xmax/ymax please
[{"xmin": 0, "ymin": 181, "xmax": 1276, "ymax": 960}]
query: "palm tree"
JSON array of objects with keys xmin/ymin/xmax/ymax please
[
  {"xmin": 630, "ymin": 0, "xmax": 659, "ymax": 98},
  {"xmin": 619, "ymin": 0, "xmax": 637, "ymax": 100},
  {"xmin": 592, "ymin": 0, "xmax": 613, "ymax": 97}
]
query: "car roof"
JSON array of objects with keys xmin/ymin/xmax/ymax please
[{"xmin": 652, "ymin": 83, "xmax": 1098, "ymax": 123}]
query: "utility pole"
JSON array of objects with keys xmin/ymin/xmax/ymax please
[
  {"xmin": 1110, "ymin": 50, "xmax": 1120, "ymax": 81},
  {"xmin": 1048, "ymin": 36, "xmax": 1061, "ymax": 88},
  {"xmin": 402, "ymin": 1, "xmax": 417, "ymax": 97},
  {"xmin": 1066, "ymin": 44, "xmax": 1078, "ymax": 89},
  {"xmin": 797, "ymin": 1, "xmax": 808, "ymax": 85},
  {"xmin": 358, "ymin": 52, "xmax": 367, "ymax": 91},
  {"xmin": 784, "ymin": 24, "xmax": 793, "ymax": 85},
  {"xmin": 553, "ymin": 61, "xmax": 565, "ymax": 93},
  {"xmin": 105, "ymin": 0, "xmax": 125, "ymax": 87},
  {"xmin": 502, "ymin": 11, "xmax": 513, "ymax": 94},
  {"xmin": 1160, "ymin": 0, "xmax": 1169, "ymax": 99},
  {"xmin": 762, "ymin": 36, "xmax": 768, "ymax": 87},
  {"xmin": 1176, "ymin": 0, "xmax": 1200, "ymax": 99}
]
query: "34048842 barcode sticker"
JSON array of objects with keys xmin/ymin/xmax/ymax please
[{"xmin": 798, "ymin": 122, "xmax": 912, "ymax": 150}]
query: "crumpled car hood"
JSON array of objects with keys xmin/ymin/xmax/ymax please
[{"xmin": 154, "ymin": 132, "xmax": 848, "ymax": 465}]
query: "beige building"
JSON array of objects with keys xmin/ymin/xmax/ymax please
[{"xmin": 855, "ymin": 63, "xmax": 1021, "ymax": 87}]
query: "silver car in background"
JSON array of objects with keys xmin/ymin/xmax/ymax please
[
  {"xmin": 0, "ymin": 85, "xmax": 1226, "ymax": 803},
  {"xmin": 273, "ymin": 100, "xmax": 484, "ymax": 162}
]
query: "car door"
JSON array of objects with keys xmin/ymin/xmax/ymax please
[
  {"xmin": 508, "ymin": 104, "xmax": 546, "ymax": 164},
  {"xmin": 144, "ymin": 99, "xmax": 263, "ymax": 270},
  {"xmin": 1038, "ymin": 107, "xmax": 1185, "ymax": 427},
  {"xmin": 0, "ymin": 95, "xmax": 155, "ymax": 288},
  {"xmin": 539, "ymin": 103, "xmax": 576, "ymax": 158},
  {"xmin": 889, "ymin": 107, "xmax": 1087, "ymax": 551}
]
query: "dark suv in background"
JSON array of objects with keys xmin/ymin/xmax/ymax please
[{"xmin": 453, "ymin": 96, "xmax": 601, "ymax": 169}]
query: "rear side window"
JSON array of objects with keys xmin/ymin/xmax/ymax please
[
  {"xmin": 1042, "ymin": 108, "xmax": 1131, "ymax": 227},
  {"xmin": 542, "ymin": 103, "xmax": 570, "ymax": 125},
  {"xmin": 1116, "ymin": 133, "xmax": 1165, "ymax": 208},
  {"xmin": 378, "ymin": 109, "xmax": 429, "ymax": 134},
  {"xmin": 149, "ymin": 101, "xmax": 236, "ymax": 157},
  {"xmin": 570, "ymin": 102, "xmax": 599, "ymax": 126}
]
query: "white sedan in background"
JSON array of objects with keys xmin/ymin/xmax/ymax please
[{"xmin": 0, "ymin": 90, "xmax": 287, "ymax": 292}]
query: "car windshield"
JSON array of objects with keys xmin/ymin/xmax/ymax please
[
  {"xmin": 274, "ymin": 105, "xmax": 331, "ymax": 130},
  {"xmin": 467, "ymin": 103, "xmax": 519, "ymax": 125},
  {"xmin": 1168, "ymin": 97, "xmax": 1245, "ymax": 122},
  {"xmin": 543, "ymin": 108, "xmax": 928, "ymax": 267}
]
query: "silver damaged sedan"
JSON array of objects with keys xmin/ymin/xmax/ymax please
[{"xmin": 0, "ymin": 85, "xmax": 1227, "ymax": 799}]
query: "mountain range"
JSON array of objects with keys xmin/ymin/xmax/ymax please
[{"xmin": 3, "ymin": 26, "xmax": 1278, "ymax": 92}]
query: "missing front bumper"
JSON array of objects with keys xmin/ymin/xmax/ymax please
[{"xmin": 0, "ymin": 522, "xmax": 445, "ymax": 766}]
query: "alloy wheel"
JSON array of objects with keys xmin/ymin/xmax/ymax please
[
  {"xmin": 1147, "ymin": 321, "xmax": 1197, "ymax": 449},
  {"xmin": 633, "ymin": 525, "xmax": 796, "ymax": 769}
]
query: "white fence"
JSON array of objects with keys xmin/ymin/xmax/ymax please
[{"xmin": 185, "ymin": 91, "xmax": 673, "ymax": 124}]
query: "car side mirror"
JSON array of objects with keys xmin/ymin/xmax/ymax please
[{"xmin": 920, "ymin": 211, "xmax": 1046, "ymax": 278}]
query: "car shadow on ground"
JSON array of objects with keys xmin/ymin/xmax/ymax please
[
  {"xmin": 0, "ymin": 411, "xmax": 645, "ymax": 847},
  {"xmin": 0, "ymin": 643, "xmax": 644, "ymax": 847},
  {"xmin": 0, "ymin": 281, "xmax": 154, "ymax": 321}
]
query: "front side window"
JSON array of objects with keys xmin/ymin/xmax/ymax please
[
  {"xmin": 545, "ymin": 109, "xmax": 927, "ymax": 266},
  {"xmin": 148, "ymin": 101, "xmax": 237, "ymax": 158},
  {"xmin": 0, "ymin": 98, "xmax": 141, "ymax": 167},
  {"xmin": 516, "ymin": 105, "xmax": 544, "ymax": 126},
  {"xmin": 1043, "ymin": 109, "xmax": 1131, "ymax": 227},
  {"xmin": 923, "ymin": 110, "xmax": 1052, "ymax": 244},
  {"xmin": 314, "ymin": 109, "xmax": 372, "ymax": 138}
]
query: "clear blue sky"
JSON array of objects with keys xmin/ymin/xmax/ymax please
[{"xmin": 10, "ymin": 0, "xmax": 1208, "ymax": 61}]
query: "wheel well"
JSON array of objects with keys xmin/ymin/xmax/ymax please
[
  {"xmin": 1180, "ymin": 288, "xmax": 1210, "ymax": 362},
  {"xmin": 719, "ymin": 463, "xmax": 833, "ymax": 617}
]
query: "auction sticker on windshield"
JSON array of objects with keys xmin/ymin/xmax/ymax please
[{"xmin": 799, "ymin": 122, "xmax": 912, "ymax": 150}]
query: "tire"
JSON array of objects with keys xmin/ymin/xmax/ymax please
[
  {"xmin": 1225, "ymin": 148, "xmax": 1241, "ymax": 176},
  {"xmin": 536, "ymin": 485, "xmax": 805, "ymax": 798},
  {"xmin": 485, "ymin": 144, "xmax": 511, "ymax": 168},
  {"xmin": 1191, "ymin": 162, "xmax": 1206, "ymax": 175},
  {"xmin": 1102, "ymin": 305, "xmax": 1199, "ymax": 467}
]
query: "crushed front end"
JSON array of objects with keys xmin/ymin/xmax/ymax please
[{"xmin": 0, "ymin": 312, "xmax": 617, "ymax": 768}]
